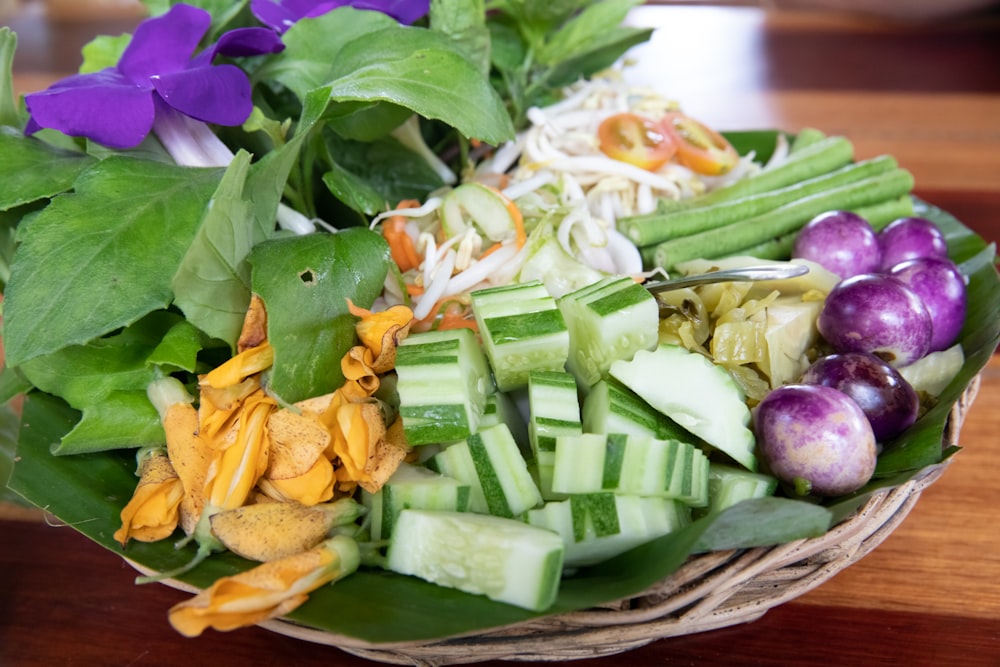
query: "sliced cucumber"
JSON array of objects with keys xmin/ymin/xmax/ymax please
[
  {"xmin": 582, "ymin": 377, "xmax": 698, "ymax": 443},
  {"xmin": 429, "ymin": 423, "xmax": 542, "ymax": 518},
  {"xmin": 526, "ymin": 493, "xmax": 690, "ymax": 568},
  {"xmin": 558, "ymin": 275, "xmax": 659, "ymax": 387},
  {"xmin": 610, "ymin": 344, "xmax": 758, "ymax": 471},
  {"xmin": 479, "ymin": 389, "xmax": 531, "ymax": 458},
  {"xmin": 550, "ymin": 432, "xmax": 708, "ymax": 503},
  {"xmin": 386, "ymin": 509, "xmax": 565, "ymax": 611},
  {"xmin": 395, "ymin": 328, "xmax": 493, "ymax": 446},
  {"xmin": 440, "ymin": 182, "xmax": 519, "ymax": 242},
  {"xmin": 471, "ymin": 280, "xmax": 570, "ymax": 392},
  {"xmin": 695, "ymin": 462, "xmax": 778, "ymax": 518},
  {"xmin": 526, "ymin": 370, "xmax": 582, "ymax": 500},
  {"xmin": 362, "ymin": 462, "xmax": 471, "ymax": 540}
]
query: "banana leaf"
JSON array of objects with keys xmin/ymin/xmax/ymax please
[{"xmin": 6, "ymin": 131, "xmax": 999, "ymax": 644}]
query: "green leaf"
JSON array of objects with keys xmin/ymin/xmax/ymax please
[
  {"xmin": 80, "ymin": 34, "xmax": 133, "ymax": 73},
  {"xmin": 327, "ymin": 26, "xmax": 515, "ymax": 145},
  {"xmin": 693, "ymin": 497, "xmax": 832, "ymax": 551},
  {"xmin": 248, "ymin": 228, "xmax": 391, "ymax": 404},
  {"xmin": 541, "ymin": 25, "xmax": 653, "ymax": 89},
  {"xmin": 146, "ymin": 318, "xmax": 205, "ymax": 374},
  {"xmin": 54, "ymin": 390, "xmax": 164, "ymax": 455},
  {"xmin": 2, "ymin": 157, "xmax": 221, "ymax": 367},
  {"xmin": 536, "ymin": 0, "xmax": 644, "ymax": 66},
  {"xmin": 258, "ymin": 9, "xmax": 398, "ymax": 101},
  {"xmin": 0, "ymin": 128, "xmax": 97, "ymax": 212},
  {"xmin": 321, "ymin": 132, "xmax": 447, "ymax": 214},
  {"xmin": 1, "ymin": 28, "xmax": 19, "ymax": 128},
  {"xmin": 321, "ymin": 162, "xmax": 390, "ymax": 217},
  {"xmin": 431, "ymin": 0, "xmax": 491, "ymax": 76},
  {"xmin": 322, "ymin": 100, "xmax": 412, "ymax": 142},
  {"xmin": 170, "ymin": 151, "xmax": 258, "ymax": 348}
]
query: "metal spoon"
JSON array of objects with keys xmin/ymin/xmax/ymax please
[{"xmin": 644, "ymin": 263, "xmax": 811, "ymax": 295}]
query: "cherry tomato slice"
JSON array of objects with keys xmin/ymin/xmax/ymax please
[
  {"xmin": 659, "ymin": 112, "xmax": 739, "ymax": 176},
  {"xmin": 597, "ymin": 112, "xmax": 677, "ymax": 171}
]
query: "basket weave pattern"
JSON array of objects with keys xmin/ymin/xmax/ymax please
[{"xmin": 260, "ymin": 375, "xmax": 981, "ymax": 665}]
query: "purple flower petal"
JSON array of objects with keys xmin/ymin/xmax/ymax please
[
  {"xmin": 119, "ymin": 4, "xmax": 211, "ymax": 83},
  {"xmin": 212, "ymin": 27, "xmax": 287, "ymax": 58},
  {"xmin": 24, "ymin": 70, "xmax": 155, "ymax": 148},
  {"xmin": 250, "ymin": 0, "xmax": 301, "ymax": 33},
  {"xmin": 151, "ymin": 64, "xmax": 252, "ymax": 127},
  {"xmin": 350, "ymin": 0, "xmax": 429, "ymax": 24}
]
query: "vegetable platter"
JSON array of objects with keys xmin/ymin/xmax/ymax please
[{"xmin": 1, "ymin": 1, "xmax": 998, "ymax": 663}]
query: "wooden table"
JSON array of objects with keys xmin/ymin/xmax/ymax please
[{"xmin": 3, "ymin": 3, "xmax": 999, "ymax": 666}]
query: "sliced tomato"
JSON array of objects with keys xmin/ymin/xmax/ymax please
[
  {"xmin": 659, "ymin": 112, "xmax": 739, "ymax": 176},
  {"xmin": 597, "ymin": 112, "xmax": 677, "ymax": 171}
]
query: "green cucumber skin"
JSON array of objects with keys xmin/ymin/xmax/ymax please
[
  {"xmin": 559, "ymin": 277, "xmax": 659, "ymax": 387},
  {"xmin": 431, "ymin": 424, "xmax": 542, "ymax": 519},
  {"xmin": 551, "ymin": 432, "xmax": 707, "ymax": 502},
  {"xmin": 386, "ymin": 509, "xmax": 565, "ymax": 612},
  {"xmin": 610, "ymin": 345, "xmax": 758, "ymax": 472},
  {"xmin": 396, "ymin": 328, "xmax": 492, "ymax": 446},
  {"xmin": 472, "ymin": 282, "xmax": 570, "ymax": 392},
  {"xmin": 527, "ymin": 494, "xmax": 691, "ymax": 568},
  {"xmin": 365, "ymin": 463, "xmax": 472, "ymax": 540}
]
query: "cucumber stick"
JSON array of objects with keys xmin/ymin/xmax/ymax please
[
  {"xmin": 395, "ymin": 328, "xmax": 493, "ymax": 446},
  {"xmin": 526, "ymin": 493, "xmax": 690, "ymax": 568},
  {"xmin": 526, "ymin": 370, "xmax": 582, "ymax": 500},
  {"xmin": 429, "ymin": 423, "xmax": 542, "ymax": 518},
  {"xmin": 557, "ymin": 275, "xmax": 659, "ymax": 387},
  {"xmin": 551, "ymin": 432, "xmax": 709, "ymax": 506},
  {"xmin": 582, "ymin": 378, "xmax": 698, "ymax": 443},
  {"xmin": 610, "ymin": 345, "xmax": 757, "ymax": 471},
  {"xmin": 698, "ymin": 462, "xmax": 778, "ymax": 517},
  {"xmin": 471, "ymin": 280, "xmax": 570, "ymax": 392},
  {"xmin": 386, "ymin": 509, "xmax": 564, "ymax": 611},
  {"xmin": 362, "ymin": 462, "xmax": 471, "ymax": 540}
]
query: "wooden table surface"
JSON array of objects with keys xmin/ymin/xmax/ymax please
[{"xmin": 2, "ymin": 3, "xmax": 999, "ymax": 666}]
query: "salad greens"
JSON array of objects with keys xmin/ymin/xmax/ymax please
[
  {"xmin": 1, "ymin": 0, "xmax": 999, "ymax": 646},
  {"xmin": 0, "ymin": 0, "xmax": 646, "ymax": 453}
]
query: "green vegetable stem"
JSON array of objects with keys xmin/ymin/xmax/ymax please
[
  {"xmin": 651, "ymin": 168, "xmax": 915, "ymax": 270},
  {"xmin": 620, "ymin": 155, "xmax": 898, "ymax": 247}
]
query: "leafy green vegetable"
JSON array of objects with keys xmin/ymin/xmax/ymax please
[
  {"xmin": 0, "ymin": 130, "xmax": 96, "ymax": 212},
  {"xmin": 248, "ymin": 228, "xmax": 392, "ymax": 404},
  {"xmin": 2, "ymin": 157, "xmax": 223, "ymax": 367}
]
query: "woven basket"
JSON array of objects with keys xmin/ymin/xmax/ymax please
[{"xmin": 249, "ymin": 374, "xmax": 980, "ymax": 665}]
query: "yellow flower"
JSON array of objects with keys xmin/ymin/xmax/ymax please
[
  {"xmin": 168, "ymin": 535, "xmax": 360, "ymax": 637},
  {"xmin": 204, "ymin": 389, "xmax": 276, "ymax": 511},
  {"xmin": 200, "ymin": 341, "xmax": 275, "ymax": 390},
  {"xmin": 113, "ymin": 449, "xmax": 184, "ymax": 547},
  {"xmin": 347, "ymin": 300, "xmax": 413, "ymax": 374},
  {"xmin": 161, "ymin": 400, "xmax": 216, "ymax": 536}
]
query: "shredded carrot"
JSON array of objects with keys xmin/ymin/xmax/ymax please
[
  {"xmin": 412, "ymin": 298, "xmax": 478, "ymax": 333},
  {"xmin": 478, "ymin": 242, "xmax": 503, "ymax": 259},
  {"xmin": 405, "ymin": 283, "xmax": 425, "ymax": 296},
  {"xmin": 488, "ymin": 187, "xmax": 526, "ymax": 249},
  {"xmin": 382, "ymin": 199, "xmax": 422, "ymax": 273}
]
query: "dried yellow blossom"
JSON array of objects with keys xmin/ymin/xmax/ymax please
[
  {"xmin": 347, "ymin": 300, "xmax": 413, "ymax": 374},
  {"xmin": 258, "ymin": 456, "xmax": 336, "ymax": 506},
  {"xmin": 208, "ymin": 499, "xmax": 364, "ymax": 562},
  {"xmin": 162, "ymin": 401, "xmax": 216, "ymax": 535},
  {"xmin": 168, "ymin": 535, "xmax": 360, "ymax": 637},
  {"xmin": 114, "ymin": 450, "xmax": 184, "ymax": 547},
  {"xmin": 237, "ymin": 294, "xmax": 268, "ymax": 353},
  {"xmin": 204, "ymin": 390, "xmax": 276, "ymax": 511},
  {"xmin": 200, "ymin": 342, "xmax": 274, "ymax": 391}
]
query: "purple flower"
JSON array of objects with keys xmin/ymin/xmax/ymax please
[
  {"xmin": 250, "ymin": 0, "xmax": 430, "ymax": 34},
  {"xmin": 24, "ymin": 4, "xmax": 284, "ymax": 150}
]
